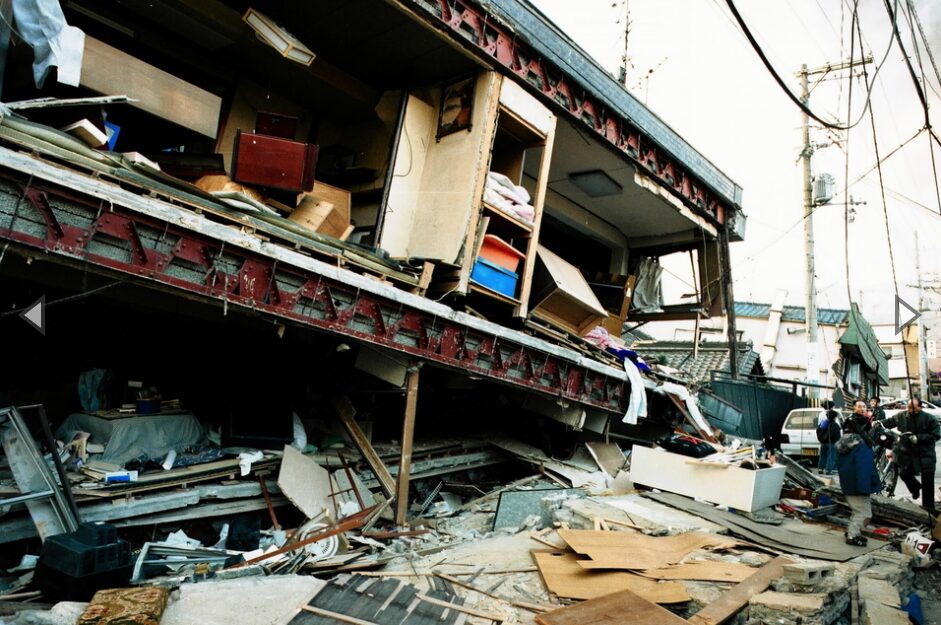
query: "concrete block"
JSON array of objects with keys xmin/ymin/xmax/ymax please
[
  {"xmin": 747, "ymin": 590, "xmax": 849, "ymax": 625},
  {"xmin": 858, "ymin": 577, "xmax": 900, "ymax": 608},
  {"xmin": 783, "ymin": 561, "xmax": 836, "ymax": 585},
  {"xmin": 861, "ymin": 601, "xmax": 911, "ymax": 625}
]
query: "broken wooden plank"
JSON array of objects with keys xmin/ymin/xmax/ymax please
[
  {"xmin": 416, "ymin": 593, "xmax": 505, "ymax": 623},
  {"xmin": 300, "ymin": 605, "xmax": 381, "ymax": 625},
  {"xmin": 531, "ymin": 551, "xmax": 689, "ymax": 603},
  {"xmin": 535, "ymin": 587, "xmax": 689, "ymax": 625},
  {"xmin": 687, "ymin": 555, "xmax": 794, "ymax": 625},
  {"xmin": 332, "ymin": 396, "xmax": 396, "ymax": 498},
  {"xmin": 434, "ymin": 573, "xmax": 552, "ymax": 613}
]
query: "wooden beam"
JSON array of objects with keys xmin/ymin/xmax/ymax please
[
  {"xmin": 394, "ymin": 366, "xmax": 420, "ymax": 526},
  {"xmin": 687, "ymin": 556, "xmax": 794, "ymax": 625},
  {"xmin": 332, "ymin": 396, "xmax": 396, "ymax": 498}
]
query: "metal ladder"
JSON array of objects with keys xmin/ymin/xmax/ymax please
[{"xmin": 0, "ymin": 405, "xmax": 79, "ymax": 539}]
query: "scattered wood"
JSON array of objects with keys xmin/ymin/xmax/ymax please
[
  {"xmin": 635, "ymin": 560, "xmax": 757, "ymax": 582},
  {"xmin": 300, "ymin": 604, "xmax": 381, "ymax": 625},
  {"xmin": 332, "ymin": 396, "xmax": 396, "ymax": 498},
  {"xmin": 535, "ymin": 587, "xmax": 690, "ymax": 625},
  {"xmin": 416, "ymin": 593, "xmax": 506, "ymax": 623},
  {"xmin": 687, "ymin": 556, "xmax": 793, "ymax": 625},
  {"xmin": 7, "ymin": 95, "xmax": 134, "ymax": 110},
  {"xmin": 557, "ymin": 529, "xmax": 740, "ymax": 570},
  {"xmin": 434, "ymin": 572, "xmax": 552, "ymax": 612},
  {"xmin": 531, "ymin": 550, "xmax": 689, "ymax": 603}
]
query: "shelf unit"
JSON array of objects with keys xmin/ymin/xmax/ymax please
[{"xmin": 462, "ymin": 76, "xmax": 556, "ymax": 317}]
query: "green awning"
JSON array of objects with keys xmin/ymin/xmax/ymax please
[{"xmin": 838, "ymin": 303, "xmax": 889, "ymax": 385}]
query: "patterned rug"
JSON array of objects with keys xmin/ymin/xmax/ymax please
[{"xmin": 77, "ymin": 587, "xmax": 169, "ymax": 625}]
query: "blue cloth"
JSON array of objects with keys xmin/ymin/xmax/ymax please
[
  {"xmin": 837, "ymin": 441, "xmax": 882, "ymax": 495},
  {"xmin": 818, "ymin": 443, "xmax": 837, "ymax": 473},
  {"xmin": 77, "ymin": 368, "xmax": 107, "ymax": 411}
]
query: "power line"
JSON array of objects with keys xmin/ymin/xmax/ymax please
[{"xmin": 724, "ymin": 0, "xmax": 883, "ymax": 132}]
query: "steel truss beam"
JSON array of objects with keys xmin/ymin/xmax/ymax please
[
  {"xmin": 0, "ymin": 174, "xmax": 627, "ymax": 413},
  {"xmin": 396, "ymin": 0, "xmax": 731, "ymax": 226}
]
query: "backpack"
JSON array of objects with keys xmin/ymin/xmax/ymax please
[{"xmin": 816, "ymin": 410, "xmax": 841, "ymax": 443}]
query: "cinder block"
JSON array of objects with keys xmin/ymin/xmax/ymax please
[{"xmin": 782, "ymin": 561, "xmax": 836, "ymax": 585}]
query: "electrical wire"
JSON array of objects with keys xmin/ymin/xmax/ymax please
[
  {"xmin": 905, "ymin": 0, "xmax": 941, "ymax": 98},
  {"xmin": 866, "ymin": 67, "xmax": 914, "ymax": 397},
  {"xmin": 842, "ymin": 1, "xmax": 860, "ymax": 305},
  {"xmin": 724, "ymin": 0, "xmax": 875, "ymax": 132}
]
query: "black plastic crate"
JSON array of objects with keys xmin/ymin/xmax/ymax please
[{"xmin": 36, "ymin": 522, "xmax": 132, "ymax": 601}]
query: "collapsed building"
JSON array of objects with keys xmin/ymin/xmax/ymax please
[{"xmin": 5, "ymin": 2, "xmax": 932, "ymax": 625}]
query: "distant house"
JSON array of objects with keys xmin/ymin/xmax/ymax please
[
  {"xmin": 634, "ymin": 340, "xmax": 765, "ymax": 386},
  {"xmin": 639, "ymin": 294, "xmax": 890, "ymax": 401}
]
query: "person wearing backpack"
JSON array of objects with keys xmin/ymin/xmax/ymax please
[{"xmin": 816, "ymin": 401, "xmax": 841, "ymax": 475}]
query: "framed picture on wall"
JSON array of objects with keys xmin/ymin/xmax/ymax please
[{"xmin": 437, "ymin": 75, "xmax": 475, "ymax": 140}]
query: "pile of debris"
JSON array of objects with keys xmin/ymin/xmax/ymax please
[{"xmin": 2, "ymin": 394, "xmax": 939, "ymax": 625}]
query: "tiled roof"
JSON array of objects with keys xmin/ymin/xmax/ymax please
[
  {"xmin": 734, "ymin": 301, "xmax": 850, "ymax": 326},
  {"xmin": 636, "ymin": 341, "xmax": 764, "ymax": 384},
  {"xmin": 622, "ymin": 327, "xmax": 654, "ymax": 345}
]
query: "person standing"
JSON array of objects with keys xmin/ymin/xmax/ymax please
[
  {"xmin": 870, "ymin": 397, "xmax": 886, "ymax": 423},
  {"xmin": 836, "ymin": 400, "xmax": 882, "ymax": 546},
  {"xmin": 816, "ymin": 401, "xmax": 841, "ymax": 475},
  {"xmin": 878, "ymin": 397, "xmax": 940, "ymax": 514}
]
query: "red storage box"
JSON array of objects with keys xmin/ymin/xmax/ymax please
[
  {"xmin": 479, "ymin": 234, "xmax": 525, "ymax": 273},
  {"xmin": 232, "ymin": 130, "xmax": 318, "ymax": 192}
]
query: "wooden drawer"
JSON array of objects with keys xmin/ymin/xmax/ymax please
[{"xmin": 232, "ymin": 130, "xmax": 317, "ymax": 192}]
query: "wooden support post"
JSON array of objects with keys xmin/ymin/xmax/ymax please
[
  {"xmin": 394, "ymin": 366, "xmax": 421, "ymax": 526},
  {"xmin": 332, "ymin": 396, "xmax": 396, "ymax": 498}
]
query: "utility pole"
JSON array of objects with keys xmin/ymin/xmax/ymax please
[
  {"xmin": 798, "ymin": 57, "xmax": 871, "ymax": 397},
  {"xmin": 799, "ymin": 64, "xmax": 818, "ymax": 395}
]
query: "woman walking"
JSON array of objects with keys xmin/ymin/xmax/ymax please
[
  {"xmin": 816, "ymin": 401, "xmax": 841, "ymax": 475},
  {"xmin": 836, "ymin": 400, "xmax": 882, "ymax": 546}
]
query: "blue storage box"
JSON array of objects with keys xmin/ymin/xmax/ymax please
[{"xmin": 471, "ymin": 257, "xmax": 520, "ymax": 298}]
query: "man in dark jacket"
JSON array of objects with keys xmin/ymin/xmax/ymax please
[
  {"xmin": 879, "ymin": 397, "xmax": 941, "ymax": 513},
  {"xmin": 837, "ymin": 400, "xmax": 882, "ymax": 546}
]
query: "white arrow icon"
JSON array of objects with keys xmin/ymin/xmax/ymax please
[
  {"xmin": 19, "ymin": 295, "xmax": 44, "ymax": 335},
  {"xmin": 895, "ymin": 295, "xmax": 920, "ymax": 335}
]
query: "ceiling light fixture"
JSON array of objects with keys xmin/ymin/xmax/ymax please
[
  {"xmin": 243, "ymin": 9, "xmax": 316, "ymax": 66},
  {"xmin": 569, "ymin": 170, "xmax": 622, "ymax": 198}
]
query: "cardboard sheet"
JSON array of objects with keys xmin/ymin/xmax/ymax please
[
  {"xmin": 532, "ymin": 551, "xmax": 689, "ymax": 603},
  {"xmin": 557, "ymin": 529, "xmax": 740, "ymax": 570}
]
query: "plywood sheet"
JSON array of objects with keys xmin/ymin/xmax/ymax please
[
  {"xmin": 532, "ymin": 551, "xmax": 688, "ymax": 603},
  {"xmin": 277, "ymin": 445, "xmax": 332, "ymax": 519},
  {"xmin": 687, "ymin": 556, "xmax": 793, "ymax": 625},
  {"xmin": 406, "ymin": 71, "xmax": 500, "ymax": 263},
  {"xmin": 535, "ymin": 587, "xmax": 689, "ymax": 625},
  {"xmin": 636, "ymin": 560, "xmax": 757, "ymax": 582},
  {"xmin": 82, "ymin": 37, "xmax": 221, "ymax": 138},
  {"xmin": 557, "ymin": 529, "xmax": 740, "ymax": 570}
]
